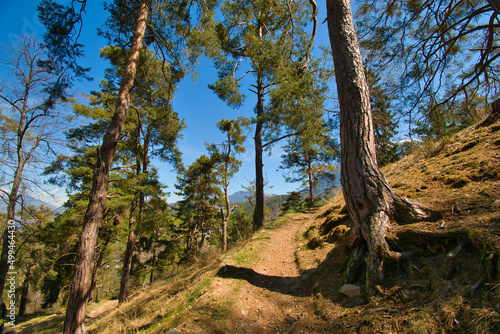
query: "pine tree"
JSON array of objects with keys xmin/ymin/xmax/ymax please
[
  {"xmin": 366, "ymin": 69, "xmax": 400, "ymax": 166},
  {"xmin": 175, "ymin": 155, "xmax": 222, "ymax": 259},
  {"xmin": 38, "ymin": 0, "xmax": 213, "ymax": 330},
  {"xmin": 357, "ymin": 0, "xmax": 500, "ymax": 136},
  {"xmin": 207, "ymin": 117, "xmax": 249, "ymax": 251},
  {"xmin": 326, "ymin": 0, "xmax": 441, "ymax": 295},
  {"xmin": 205, "ymin": 0, "xmax": 320, "ymax": 231},
  {"xmin": 280, "ymin": 123, "xmax": 338, "ymax": 206}
]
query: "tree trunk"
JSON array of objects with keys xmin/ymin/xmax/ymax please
[
  {"xmin": 118, "ymin": 200, "xmax": 137, "ymax": 305},
  {"xmin": 63, "ymin": 2, "xmax": 148, "ymax": 333},
  {"xmin": 222, "ymin": 150, "xmax": 231, "ymax": 251},
  {"xmin": 18, "ymin": 274, "xmax": 30, "ymax": 317},
  {"xmin": 88, "ymin": 247, "xmax": 102, "ymax": 304},
  {"xmin": 326, "ymin": 0, "xmax": 440, "ymax": 295},
  {"xmin": 253, "ymin": 72, "xmax": 265, "ymax": 231},
  {"xmin": 0, "ymin": 176, "xmax": 22, "ymax": 333},
  {"xmin": 308, "ymin": 160, "xmax": 314, "ymax": 207},
  {"xmin": 119, "ymin": 118, "xmax": 142, "ymax": 305},
  {"xmin": 199, "ymin": 214, "xmax": 207, "ymax": 251},
  {"xmin": 149, "ymin": 228, "xmax": 158, "ymax": 285},
  {"xmin": 0, "ymin": 39, "xmax": 48, "ymax": 332},
  {"xmin": 0, "ymin": 139, "xmax": 27, "ymax": 333},
  {"xmin": 90, "ymin": 215, "xmax": 119, "ymax": 303},
  {"xmin": 221, "ymin": 208, "xmax": 228, "ymax": 252}
]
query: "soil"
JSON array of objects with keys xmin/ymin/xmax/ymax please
[{"xmin": 176, "ymin": 210, "xmax": 334, "ymax": 334}]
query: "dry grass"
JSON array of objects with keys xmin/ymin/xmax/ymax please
[
  {"xmin": 12, "ymin": 119, "xmax": 500, "ymax": 334},
  {"xmin": 295, "ymin": 119, "xmax": 500, "ymax": 333}
]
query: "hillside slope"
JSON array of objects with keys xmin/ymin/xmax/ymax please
[
  {"xmin": 8, "ymin": 118, "xmax": 500, "ymax": 333},
  {"xmin": 9, "ymin": 210, "xmax": 329, "ymax": 333},
  {"xmin": 297, "ymin": 118, "xmax": 500, "ymax": 333}
]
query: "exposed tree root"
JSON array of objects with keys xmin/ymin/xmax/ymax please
[
  {"xmin": 393, "ymin": 196, "xmax": 443, "ymax": 224},
  {"xmin": 443, "ymin": 241, "xmax": 466, "ymax": 279},
  {"xmin": 344, "ymin": 192, "xmax": 444, "ymax": 296}
]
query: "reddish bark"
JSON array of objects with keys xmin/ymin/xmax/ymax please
[
  {"xmin": 63, "ymin": 2, "xmax": 148, "ymax": 332},
  {"xmin": 326, "ymin": 0, "xmax": 440, "ymax": 294}
]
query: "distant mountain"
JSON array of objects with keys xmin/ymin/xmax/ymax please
[
  {"xmin": 297, "ymin": 174, "xmax": 341, "ymax": 198},
  {"xmin": 229, "ymin": 191, "xmax": 278, "ymax": 204},
  {"xmin": 0, "ymin": 194, "xmax": 62, "ymax": 214}
]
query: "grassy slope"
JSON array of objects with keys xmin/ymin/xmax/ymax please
[
  {"xmin": 298, "ymin": 119, "xmax": 500, "ymax": 333},
  {"xmin": 9, "ymin": 119, "xmax": 500, "ymax": 333}
]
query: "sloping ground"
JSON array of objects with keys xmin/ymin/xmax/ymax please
[
  {"xmin": 8, "ymin": 211, "xmax": 329, "ymax": 333},
  {"xmin": 83, "ymin": 212, "xmax": 334, "ymax": 334},
  {"xmin": 8, "ymin": 118, "xmax": 500, "ymax": 333},
  {"xmin": 299, "ymin": 119, "xmax": 500, "ymax": 333}
]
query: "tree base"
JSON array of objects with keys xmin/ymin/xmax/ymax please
[{"xmin": 344, "ymin": 193, "xmax": 442, "ymax": 296}]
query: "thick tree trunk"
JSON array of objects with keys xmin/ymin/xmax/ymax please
[
  {"xmin": 63, "ymin": 2, "xmax": 148, "ymax": 333},
  {"xmin": 326, "ymin": 0, "xmax": 440, "ymax": 295},
  {"xmin": 253, "ymin": 73, "xmax": 265, "ymax": 231}
]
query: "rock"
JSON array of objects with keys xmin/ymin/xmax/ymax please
[
  {"xmin": 339, "ymin": 284, "xmax": 362, "ymax": 298},
  {"xmin": 165, "ymin": 329, "xmax": 184, "ymax": 334}
]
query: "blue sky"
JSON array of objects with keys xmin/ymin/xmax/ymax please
[{"xmin": 0, "ymin": 0, "xmax": 336, "ymax": 205}]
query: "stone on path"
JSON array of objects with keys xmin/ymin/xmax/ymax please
[{"xmin": 339, "ymin": 284, "xmax": 362, "ymax": 298}]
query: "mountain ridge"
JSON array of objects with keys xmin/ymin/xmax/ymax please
[
  {"xmin": 228, "ymin": 190, "xmax": 278, "ymax": 203},
  {"xmin": 0, "ymin": 194, "xmax": 62, "ymax": 214}
]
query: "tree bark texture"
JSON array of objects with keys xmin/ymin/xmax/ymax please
[
  {"xmin": 326, "ymin": 0, "xmax": 439, "ymax": 294},
  {"xmin": 253, "ymin": 73, "xmax": 265, "ymax": 231},
  {"xmin": 63, "ymin": 2, "xmax": 148, "ymax": 333}
]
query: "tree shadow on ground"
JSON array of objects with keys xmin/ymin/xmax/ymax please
[
  {"xmin": 6, "ymin": 313, "xmax": 64, "ymax": 334},
  {"xmin": 216, "ymin": 265, "xmax": 310, "ymax": 297}
]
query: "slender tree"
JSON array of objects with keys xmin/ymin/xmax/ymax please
[
  {"xmin": 0, "ymin": 36, "xmax": 68, "ymax": 333},
  {"xmin": 366, "ymin": 69, "xmax": 400, "ymax": 166},
  {"xmin": 326, "ymin": 0, "xmax": 440, "ymax": 295},
  {"xmin": 207, "ymin": 117, "xmax": 249, "ymax": 251},
  {"xmin": 39, "ymin": 0, "xmax": 213, "ymax": 327},
  {"xmin": 175, "ymin": 155, "xmax": 222, "ymax": 259},
  {"xmin": 62, "ymin": 2, "xmax": 148, "ymax": 332},
  {"xmin": 94, "ymin": 47, "xmax": 184, "ymax": 305},
  {"xmin": 206, "ymin": 0, "xmax": 319, "ymax": 231},
  {"xmin": 280, "ymin": 128, "xmax": 338, "ymax": 206}
]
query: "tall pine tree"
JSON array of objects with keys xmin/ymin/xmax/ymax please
[{"xmin": 205, "ymin": 0, "xmax": 320, "ymax": 230}]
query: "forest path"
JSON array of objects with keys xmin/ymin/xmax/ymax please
[{"xmin": 179, "ymin": 209, "xmax": 333, "ymax": 334}]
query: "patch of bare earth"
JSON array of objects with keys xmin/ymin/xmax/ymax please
[{"xmin": 177, "ymin": 210, "xmax": 333, "ymax": 334}]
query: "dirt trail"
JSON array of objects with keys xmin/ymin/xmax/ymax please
[{"xmin": 180, "ymin": 210, "xmax": 332, "ymax": 334}]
